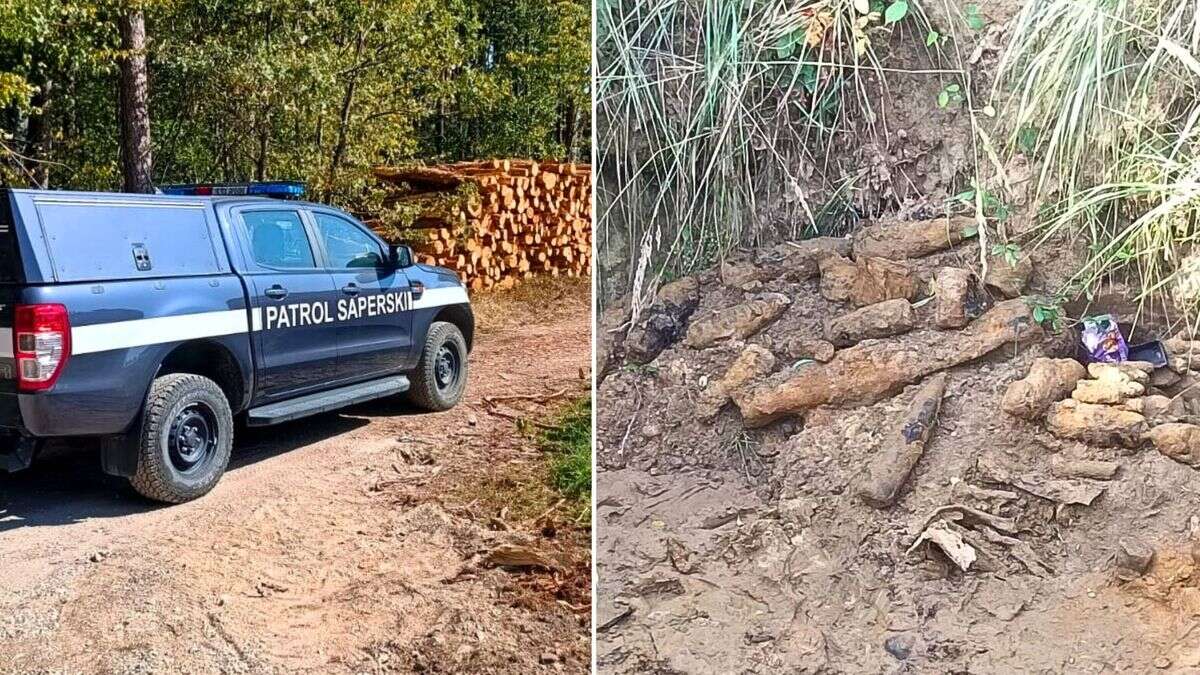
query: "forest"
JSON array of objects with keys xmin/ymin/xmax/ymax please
[{"xmin": 0, "ymin": 0, "xmax": 591, "ymax": 207}]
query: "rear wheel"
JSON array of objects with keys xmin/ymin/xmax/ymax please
[
  {"xmin": 407, "ymin": 321, "xmax": 468, "ymax": 411},
  {"xmin": 129, "ymin": 373, "xmax": 233, "ymax": 503}
]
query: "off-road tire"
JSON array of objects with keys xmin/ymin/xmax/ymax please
[
  {"xmin": 128, "ymin": 373, "xmax": 234, "ymax": 503},
  {"xmin": 407, "ymin": 321, "xmax": 469, "ymax": 412}
]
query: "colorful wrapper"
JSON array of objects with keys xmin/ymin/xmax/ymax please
[{"xmin": 1081, "ymin": 314, "xmax": 1128, "ymax": 363}]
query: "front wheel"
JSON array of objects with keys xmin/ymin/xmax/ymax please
[
  {"xmin": 407, "ymin": 321, "xmax": 469, "ymax": 412},
  {"xmin": 128, "ymin": 373, "xmax": 234, "ymax": 503}
]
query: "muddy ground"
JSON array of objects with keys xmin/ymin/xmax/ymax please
[
  {"xmin": 596, "ymin": 240, "xmax": 1200, "ymax": 673},
  {"xmin": 0, "ymin": 278, "xmax": 591, "ymax": 675}
]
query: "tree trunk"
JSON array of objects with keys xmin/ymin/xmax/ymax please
[
  {"xmin": 117, "ymin": 10, "xmax": 153, "ymax": 193},
  {"xmin": 328, "ymin": 30, "xmax": 365, "ymax": 192},
  {"xmin": 24, "ymin": 76, "xmax": 51, "ymax": 188},
  {"xmin": 255, "ymin": 115, "xmax": 269, "ymax": 181}
]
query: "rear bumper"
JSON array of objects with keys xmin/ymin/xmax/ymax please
[{"xmin": 0, "ymin": 387, "xmax": 139, "ymax": 438}]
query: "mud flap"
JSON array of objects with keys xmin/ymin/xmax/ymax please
[
  {"xmin": 100, "ymin": 433, "xmax": 139, "ymax": 477},
  {"xmin": 0, "ymin": 436, "xmax": 40, "ymax": 472}
]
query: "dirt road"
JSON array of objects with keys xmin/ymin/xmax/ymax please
[{"xmin": 0, "ymin": 279, "xmax": 591, "ymax": 674}]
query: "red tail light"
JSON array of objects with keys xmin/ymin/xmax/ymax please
[{"xmin": 14, "ymin": 303, "xmax": 70, "ymax": 392}]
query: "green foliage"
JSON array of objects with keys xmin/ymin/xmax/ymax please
[
  {"xmin": 1028, "ymin": 299, "xmax": 1064, "ymax": 332},
  {"xmin": 991, "ymin": 242, "xmax": 1021, "ymax": 268},
  {"xmin": 964, "ymin": 4, "xmax": 985, "ymax": 31},
  {"xmin": 883, "ymin": 1, "xmax": 908, "ymax": 25},
  {"xmin": 936, "ymin": 82, "xmax": 963, "ymax": 108},
  {"xmin": 952, "ymin": 184, "xmax": 1009, "ymax": 222},
  {"xmin": 0, "ymin": 0, "xmax": 590, "ymax": 204},
  {"xmin": 538, "ymin": 397, "xmax": 591, "ymax": 505}
]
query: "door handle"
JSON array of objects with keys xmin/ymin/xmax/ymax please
[
  {"xmin": 341, "ymin": 283, "xmax": 360, "ymax": 296},
  {"xmin": 264, "ymin": 285, "xmax": 288, "ymax": 300}
]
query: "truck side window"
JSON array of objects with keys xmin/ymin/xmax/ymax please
[
  {"xmin": 314, "ymin": 213, "xmax": 384, "ymax": 269},
  {"xmin": 241, "ymin": 210, "xmax": 315, "ymax": 269}
]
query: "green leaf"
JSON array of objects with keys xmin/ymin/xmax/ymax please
[
  {"xmin": 1017, "ymin": 126, "xmax": 1039, "ymax": 154},
  {"xmin": 945, "ymin": 83, "xmax": 960, "ymax": 93},
  {"xmin": 925, "ymin": 30, "xmax": 940, "ymax": 46},
  {"xmin": 937, "ymin": 90, "xmax": 950, "ymax": 107},
  {"xmin": 775, "ymin": 31, "xmax": 799, "ymax": 58},
  {"xmin": 953, "ymin": 189, "xmax": 975, "ymax": 202},
  {"xmin": 961, "ymin": 224, "xmax": 979, "ymax": 238},
  {"xmin": 884, "ymin": 1, "xmax": 908, "ymax": 25},
  {"xmin": 965, "ymin": 4, "xmax": 985, "ymax": 30}
]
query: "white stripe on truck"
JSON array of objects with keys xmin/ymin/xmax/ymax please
[
  {"xmin": 412, "ymin": 285, "xmax": 469, "ymax": 310},
  {"xmin": 52, "ymin": 286, "xmax": 468, "ymax": 356},
  {"xmin": 72, "ymin": 309, "xmax": 251, "ymax": 355}
]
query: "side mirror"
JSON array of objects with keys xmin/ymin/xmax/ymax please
[{"xmin": 390, "ymin": 243, "xmax": 415, "ymax": 268}]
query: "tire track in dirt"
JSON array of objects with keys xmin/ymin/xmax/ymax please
[{"xmin": 0, "ymin": 279, "xmax": 591, "ymax": 674}]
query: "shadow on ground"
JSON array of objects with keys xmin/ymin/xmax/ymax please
[{"xmin": 0, "ymin": 399, "xmax": 432, "ymax": 534}]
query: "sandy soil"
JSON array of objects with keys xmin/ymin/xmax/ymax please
[
  {"xmin": 0, "ymin": 278, "xmax": 592, "ymax": 675},
  {"xmin": 596, "ymin": 248, "xmax": 1200, "ymax": 673}
]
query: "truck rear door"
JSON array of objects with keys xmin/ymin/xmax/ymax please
[
  {"xmin": 307, "ymin": 209, "xmax": 414, "ymax": 380},
  {"xmin": 232, "ymin": 206, "xmax": 340, "ymax": 400}
]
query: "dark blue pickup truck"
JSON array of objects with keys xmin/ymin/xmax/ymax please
[{"xmin": 0, "ymin": 183, "xmax": 473, "ymax": 502}]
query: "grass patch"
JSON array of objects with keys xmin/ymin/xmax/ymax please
[
  {"xmin": 538, "ymin": 397, "xmax": 592, "ymax": 515},
  {"xmin": 596, "ymin": 0, "xmax": 935, "ymax": 310},
  {"xmin": 996, "ymin": 0, "xmax": 1200, "ymax": 319}
]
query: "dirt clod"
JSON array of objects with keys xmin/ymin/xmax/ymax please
[
  {"xmin": 1116, "ymin": 538, "xmax": 1155, "ymax": 579},
  {"xmin": 883, "ymin": 634, "xmax": 916, "ymax": 661}
]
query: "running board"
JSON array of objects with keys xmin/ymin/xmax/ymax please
[{"xmin": 246, "ymin": 376, "xmax": 409, "ymax": 426}]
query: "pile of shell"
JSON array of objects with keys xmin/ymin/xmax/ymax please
[{"xmin": 1002, "ymin": 340, "xmax": 1200, "ymax": 468}]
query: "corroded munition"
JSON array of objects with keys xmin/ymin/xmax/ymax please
[{"xmin": 858, "ymin": 372, "xmax": 948, "ymax": 508}]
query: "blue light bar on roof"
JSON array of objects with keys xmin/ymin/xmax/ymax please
[{"xmin": 160, "ymin": 181, "xmax": 306, "ymax": 199}]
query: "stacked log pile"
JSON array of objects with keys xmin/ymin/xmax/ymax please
[{"xmin": 371, "ymin": 159, "xmax": 592, "ymax": 291}]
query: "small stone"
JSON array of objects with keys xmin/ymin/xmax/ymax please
[
  {"xmin": 640, "ymin": 423, "xmax": 661, "ymax": 439},
  {"xmin": 883, "ymin": 634, "xmax": 914, "ymax": 661},
  {"xmin": 1115, "ymin": 538, "xmax": 1154, "ymax": 579},
  {"xmin": 89, "ymin": 551, "xmax": 107, "ymax": 563},
  {"xmin": 216, "ymin": 594, "xmax": 229, "ymax": 607},
  {"xmin": 539, "ymin": 652, "xmax": 559, "ymax": 664},
  {"xmin": 467, "ymin": 414, "xmax": 478, "ymax": 426},
  {"xmin": 1155, "ymin": 656, "xmax": 1172, "ymax": 669}
]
